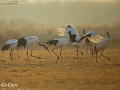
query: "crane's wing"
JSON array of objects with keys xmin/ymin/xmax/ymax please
[
  {"xmin": 78, "ymin": 30, "xmax": 103, "ymax": 43},
  {"xmin": 57, "ymin": 28, "xmax": 65, "ymax": 36},
  {"xmin": 6, "ymin": 39, "xmax": 18, "ymax": 45},
  {"xmin": 88, "ymin": 34, "xmax": 103, "ymax": 43},
  {"xmin": 57, "ymin": 26, "xmax": 80, "ymax": 37},
  {"xmin": 57, "ymin": 27, "xmax": 69, "ymax": 36}
]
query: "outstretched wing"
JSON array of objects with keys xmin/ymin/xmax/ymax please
[
  {"xmin": 57, "ymin": 26, "xmax": 80, "ymax": 37},
  {"xmin": 88, "ymin": 34, "xmax": 103, "ymax": 43},
  {"xmin": 83, "ymin": 30, "xmax": 103, "ymax": 43},
  {"xmin": 57, "ymin": 27, "xmax": 69, "ymax": 36},
  {"xmin": 78, "ymin": 30, "xmax": 103, "ymax": 43}
]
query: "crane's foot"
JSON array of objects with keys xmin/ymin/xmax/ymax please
[
  {"xmin": 18, "ymin": 56, "xmax": 20, "ymax": 58},
  {"xmin": 81, "ymin": 52, "xmax": 83, "ymax": 55},
  {"xmin": 96, "ymin": 60, "xmax": 97, "ymax": 63},
  {"xmin": 107, "ymin": 58, "xmax": 111, "ymax": 60},
  {"xmin": 37, "ymin": 57, "xmax": 42, "ymax": 59},
  {"xmin": 10, "ymin": 58, "xmax": 13, "ymax": 61},
  {"xmin": 57, "ymin": 56, "xmax": 59, "ymax": 61}
]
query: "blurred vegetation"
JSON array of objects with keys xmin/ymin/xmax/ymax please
[{"xmin": 0, "ymin": 19, "xmax": 120, "ymax": 46}]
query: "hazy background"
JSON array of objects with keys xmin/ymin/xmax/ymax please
[
  {"xmin": 0, "ymin": 0, "xmax": 120, "ymax": 25},
  {"xmin": 0, "ymin": 0, "xmax": 120, "ymax": 46}
]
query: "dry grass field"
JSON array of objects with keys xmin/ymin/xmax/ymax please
[{"xmin": 0, "ymin": 47, "xmax": 120, "ymax": 90}]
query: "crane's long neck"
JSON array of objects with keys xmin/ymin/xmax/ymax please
[
  {"xmin": 107, "ymin": 32, "xmax": 111, "ymax": 43},
  {"xmin": 107, "ymin": 36, "xmax": 111, "ymax": 44}
]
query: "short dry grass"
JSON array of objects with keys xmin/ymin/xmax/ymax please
[{"xmin": 0, "ymin": 48, "xmax": 120, "ymax": 90}]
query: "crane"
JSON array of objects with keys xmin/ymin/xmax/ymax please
[
  {"xmin": 83, "ymin": 29, "xmax": 94, "ymax": 56},
  {"xmin": 1, "ymin": 39, "xmax": 19, "ymax": 60},
  {"xmin": 57, "ymin": 25, "xmax": 86, "ymax": 60},
  {"xmin": 94, "ymin": 32, "xmax": 111, "ymax": 62},
  {"xmin": 46, "ymin": 35, "xmax": 69, "ymax": 61},
  {"xmin": 17, "ymin": 36, "xmax": 49, "ymax": 61}
]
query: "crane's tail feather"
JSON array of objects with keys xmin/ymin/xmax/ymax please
[
  {"xmin": 39, "ymin": 43, "xmax": 50, "ymax": 53},
  {"xmin": 57, "ymin": 28, "xmax": 69, "ymax": 36}
]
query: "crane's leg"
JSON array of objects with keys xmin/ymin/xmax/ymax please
[
  {"xmin": 52, "ymin": 49, "xmax": 59, "ymax": 60},
  {"xmin": 30, "ymin": 50, "xmax": 41, "ymax": 59},
  {"xmin": 12, "ymin": 50, "xmax": 13, "ymax": 58},
  {"xmin": 27, "ymin": 49, "xmax": 30, "ymax": 62},
  {"xmin": 91, "ymin": 49, "xmax": 94, "ymax": 56},
  {"xmin": 60, "ymin": 48, "xmax": 63, "ymax": 61},
  {"xmin": 101, "ymin": 50, "xmax": 110, "ymax": 60},
  {"xmin": 10, "ymin": 50, "xmax": 13, "ymax": 60},
  {"xmin": 30, "ymin": 50, "xmax": 32, "ymax": 56},
  {"xmin": 90, "ymin": 46, "xmax": 94, "ymax": 56},
  {"xmin": 86, "ymin": 44, "xmax": 88, "ymax": 57},
  {"xmin": 30, "ymin": 50, "xmax": 33, "ymax": 60},
  {"xmin": 76, "ymin": 49, "xmax": 79, "ymax": 61},
  {"xmin": 76, "ymin": 49, "xmax": 83, "ymax": 61},
  {"xmin": 17, "ymin": 48, "xmax": 20, "ymax": 58},
  {"xmin": 94, "ymin": 46, "xmax": 98, "ymax": 62},
  {"xmin": 95, "ymin": 52, "xmax": 98, "ymax": 62}
]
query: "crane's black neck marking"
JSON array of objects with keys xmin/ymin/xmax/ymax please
[
  {"xmin": 107, "ymin": 32, "xmax": 110, "ymax": 37},
  {"xmin": 1, "ymin": 44, "xmax": 10, "ymax": 51},
  {"xmin": 83, "ymin": 29, "xmax": 86, "ymax": 34},
  {"xmin": 82, "ymin": 29, "xmax": 91, "ymax": 44},
  {"xmin": 17, "ymin": 37, "xmax": 27, "ymax": 48},
  {"xmin": 68, "ymin": 31, "xmax": 77, "ymax": 42},
  {"xmin": 78, "ymin": 34, "xmax": 91, "ymax": 43},
  {"xmin": 86, "ymin": 34, "xmax": 91, "ymax": 37},
  {"xmin": 46, "ymin": 40, "xmax": 58, "ymax": 46}
]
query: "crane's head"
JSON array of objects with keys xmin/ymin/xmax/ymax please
[
  {"xmin": 1, "ymin": 44, "xmax": 10, "ymax": 54},
  {"xmin": 82, "ymin": 28, "xmax": 86, "ymax": 34},
  {"xmin": 67, "ymin": 25, "xmax": 72, "ymax": 28},
  {"xmin": 107, "ymin": 32, "xmax": 110, "ymax": 37}
]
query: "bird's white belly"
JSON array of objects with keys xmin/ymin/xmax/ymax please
[
  {"xmin": 10, "ymin": 44, "xmax": 17, "ymax": 50},
  {"xmin": 26, "ymin": 42, "xmax": 36, "ymax": 49},
  {"xmin": 96, "ymin": 42, "xmax": 108, "ymax": 51}
]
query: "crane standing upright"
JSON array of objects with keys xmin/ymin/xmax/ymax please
[{"xmin": 94, "ymin": 32, "xmax": 111, "ymax": 62}]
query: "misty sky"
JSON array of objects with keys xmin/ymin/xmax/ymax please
[{"xmin": 0, "ymin": 0, "xmax": 120, "ymax": 26}]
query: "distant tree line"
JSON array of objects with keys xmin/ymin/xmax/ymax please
[{"xmin": 0, "ymin": 19, "xmax": 120, "ymax": 46}]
